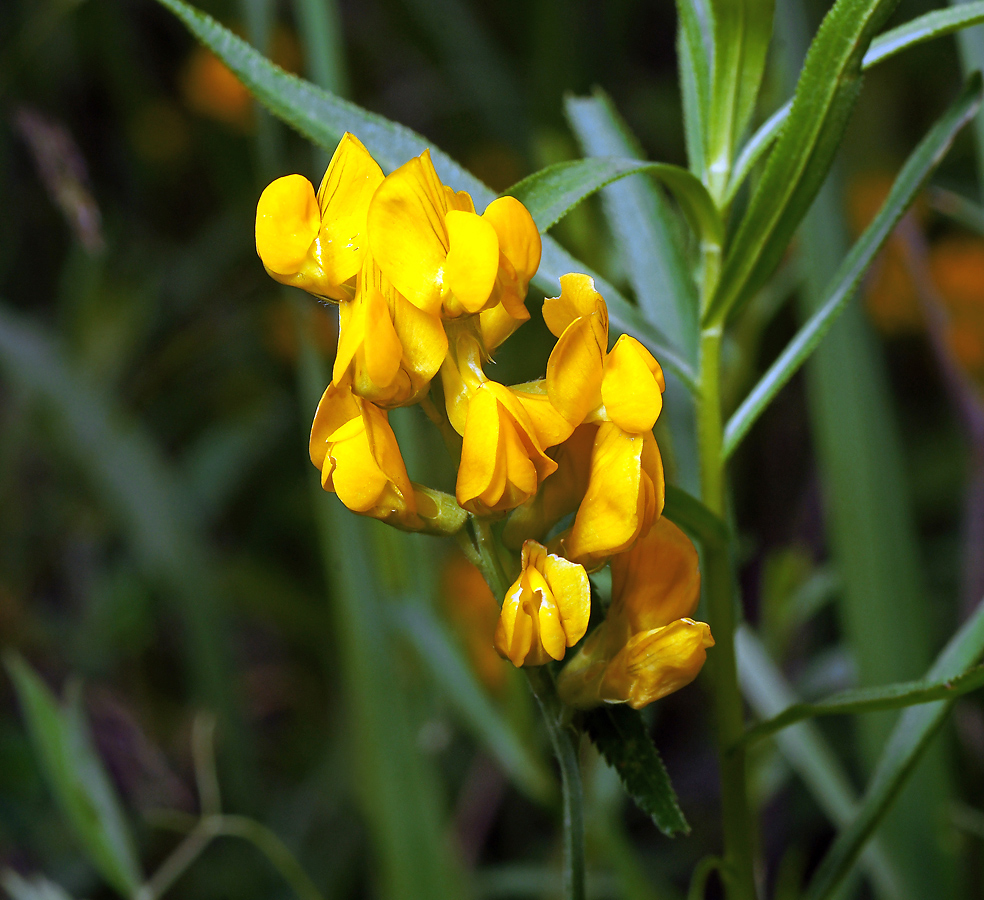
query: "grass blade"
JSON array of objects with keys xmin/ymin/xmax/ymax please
[
  {"xmin": 662, "ymin": 484, "xmax": 729, "ymax": 549},
  {"xmin": 735, "ymin": 628, "xmax": 904, "ymax": 897},
  {"xmin": 739, "ymin": 665, "xmax": 984, "ymax": 748},
  {"xmin": 705, "ymin": 0, "xmax": 900, "ymax": 325},
  {"xmin": 388, "ymin": 602, "xmax": 554, "ymax": 805},
  {"xmin": 4, "ymin": 654, "xmax": 143, "ymax": 896},
  {"xmin": 293, "ymin": 299, "xmax": 465, "ymax": 900},
  {"xmin": 722, "ymin": 73, "xmax": 983, "ymax": 459},
  {"xmin": 804, "ymin": 599, "xmax": 984, "ymax": 900},
  {"xmin": 504, "ymin": 157, "xmax": 721, "ymax": 245},
  {"xmin": 564, "ymin": 89, "xmax": 699, "ymax": 360},
  {"xmin": 727, "ymin": 0, "xmax": 984, "ymax": 201}
]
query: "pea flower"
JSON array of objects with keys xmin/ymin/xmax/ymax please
[
  {"xmin": 544, "ymin": 273, "xmax": 665, "ymax": 433},
  {"xmin": 309, "ymin": 381, "xmax": 465, "ymax": 535},
  {"xmin": 495, "ymin": 540, "xmax": 591, "ymax": 667},
  {"xmin": 557, "ymin": 518, "xmax": 714, "ymax": 709},
  {"xmin": 332, "ymin": 256, "xmax": 448, "ymax": 407},
  {"xmin": 368, "ymin": 150, "xmax": 540, "ymax": 320},
  {"xmin": 255, "ymin": 132, "xmax": 383, "ymax": 300}
]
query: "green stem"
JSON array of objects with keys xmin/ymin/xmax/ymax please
[
  {"xmin": 469, "ymin": 519, "xmax": 585, "ymax": 900},
  {"xmin": 526, "ymin": 667, "xmax": 586, "ymax": 900},
  {"xmin": 698, "ymin": 323, "xmax": 756, "ymax": 900}
]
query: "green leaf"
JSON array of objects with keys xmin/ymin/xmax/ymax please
[
  {"xmin": 504, "ymin": 157, "xmax": 722, "ymax": 245},
  {"xmin": 804, "ymin": 598, "xmax": 984, "ymax": 900},
  {"xmin": 1, "ymin": 872, "xmax": 76, "ymax": 900},
  {"xmin": 734, "ymin": 628, "xmax": 904, "ymax": 897},
  {"xmin": 739, "ymin": 665, "xmax": 984, "ymax": 749},
  {"xmin": 676, "ymin": 0, "xmax": 712, "ymax": 177},
  {"xmin": 388, "ymin": 603, "xmax": 554, "ymax": 805},
  {"xmin": 3, "ymin": 654, "xmax": 142, "ymax": 896},
  {"xmin": 726, "ymin": 0, "xmax": 984, "ymax": 201},
  {"xmin": 151, "ymin": 0, "xmax": 698, "ymax": 392},
  {"xmin": 863, "ymin": 0, "xmax": 984, "ymax": 68},
  {"xmin": 705, "ymin": 0, "xmax": 900, "ymax": 325},
  {"xmin": 564, "ymin": 90, "xmax": 699, "ymax": 361},
  {"xmin": 662, "ymin": 484, "xmax": 729, "ymax": 549},
  {"xmin": 705, "ymin": 0, "xmax": 775, "ymax": 199},
  {"xmin": 581, "ymin": 705, "xmax": 689, "ymax": 837},
  {"xmin": 722, "ymin": 73, "xmax": 983, "ymax": 459}
]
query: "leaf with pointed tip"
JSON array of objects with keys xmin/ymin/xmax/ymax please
[{"xmin": 582, "ymin": 705, "xmax": 689, "ymax": 837}]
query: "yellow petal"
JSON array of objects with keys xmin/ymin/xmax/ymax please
[
  {"xmin": 600, "ymin": 618, "xmax": 714, "ymax": 709},
  {"xmin": 362, "ymin": 287, "xmax": 404, "ymax": 389},
  {"xmin": 456, "ymin": 388, "xmax": 502, "ymax": 509},
  {"xmin": 546, "ymin": 315, "xmax": 607, "ymax": 425},
  {"xmin": 479, "ymin": 296, "xmax": 530, "ymax": 352},
  {"xmin": 566, "ymin": 423, "xmax": 647, "ymax": 568},
  {"xmin": 541, "ymin": 552, "xmax": 591, "ymax": 647},
  {"xmin": 316, "ymin": 133, "xmax": 384, "ymax": 289},
  {"xmin": 255, "ymin": 174, "xmax": 320, "ymax": 275},
  {"xmin": 332, "ymin": 293, "xmax": 365, "ymax": 385},
  {"xmin": 444, "ymin": 210, "xmax": 500, "ymax": 313},
  {"xmin": 542, "ymin": 273, "xmax": 608, "ymax": 337},
  {"xmin": 601, "ymin": 335, "xmax": 665, "ymax": 433},
  {"xmin": 482, "ymin": 196, "xmax": 541, "ymax": 284},
  {"xmin": 329, "ymin": 419, "xmax": 390, "ymax": 512},
  {"xmin": 367, "ymin": 150, "xmax": 449, "ymax": 314},
  {"xmin": 495, "ymin": 584, "xmax": 534, "ymax": 667},
  {"xmin": 536, "ymin": 589, "xmax": 568, "ymax": 662},
  {"xmin": 609, "ymin": 517, "xmax": 701, "ymax": 634},
  {"xmin": 362, "ymin": 402, "xmax": 415, "ymax": 507},
  {"xmin": 309, "ymin": 381, "xmax": 360, "ymax": 469},
  {"xmin": 511, "ymin": 380, "xmax": 576, "ymax": 449},
  {"xmin": 391, "ymin": 293, "xmax": 448, "ymax": 383}
]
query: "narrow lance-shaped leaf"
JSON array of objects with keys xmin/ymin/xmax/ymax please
[
  {"xmin": 722, "ymin": 73, "xmax": 982, "ymax": 459},
  {"xmin": 4, "ymin": 654, "xmax": 143, "ymax": 897},
  {"xmin": 662, "ymin": 484, "xmax": 729, "ymax": 550},
  {"xmin": 726, "ymin": 0, "xmax": 984, "ymax": 201},
  {"xmin": 564, "ymin": 90, "xmax": 700, "ymax": 360},
  {"xmin": 804, "ymin": 597, "xmax": 984, "ymax": 900},
  {"xmin": 704, "ymin": 0, "xmax": 900, "ymax": 325},
  {"xmin": 582, "ymin": 706, "xmax": 689, "ymax": 838},
  {"xmin": 151, "ymin": 0, "xmax": 698, "ymax": 391},
  {"xmin": 503, "ymin": 157, "xmax": 721, "ymax": 247},
  {"xmin": 738, "ymin": 664, "xmax": 984, "ymax": 749},
  {"xmin": 705, "ymin": 0, "xmax": 775, "ymax": 199},
  {"xmin": 676, "ymin": 0, "xmax": 712, "ymax": 177}
]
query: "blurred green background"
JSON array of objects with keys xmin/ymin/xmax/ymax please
[{"xmin": 2, "ymin": 0, "xmax": 984, "ymax": 897}]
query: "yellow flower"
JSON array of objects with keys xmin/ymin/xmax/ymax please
[
  {"xmin": 333, "ymin": 256, "xmax": 448, "ymax": 407},
  {"xmin": 543, "ymin": 273, "xmax": 665, "ymax": 433},
  {"xmin": 368, "ymin": 152, "xmax": 540, "ymax": 320},
  {"xmin": 309, "ymin": 381, "xmax": 465, "ymax": 534},
  {"xmin": 255, "ymin": 132, "xmax": 383, "ymax": 300},
  {"xmin": 495, "ymin": 540, "xmax": 591, "ymax": 667},
  {"xmin": 456, "ymin": 380, "xmax": 558, "ymax": 517},
  {"xmin": 557, "ymin": 518, "xmax": 713, "ymax": 709},
  {"xmin": 562, "ymin": 422, "xmax": 665, "ymax": 570}
]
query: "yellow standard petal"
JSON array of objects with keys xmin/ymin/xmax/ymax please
[
  {"xmin": 599, "ymin": 618, "xmax": 714, "ymax": 709},
  {"xmin": 444, "ymin": 209, "xmax": 500, "ymax": 314},
  {"xmin": 255, "ymin": 174, "xmax": 321, "ymax": 275},
  {"xmin": 601, "ymin": 335, "xmax": 665, "ymax": 434},
  {"xmin": 494, "ymin": 540, "xmax": 591, "ymax": 667},
  {"xmin": 316, "ymin": 132, "xmax": 384, "ymax": 296},
  {"xmin": 546, "ymin": 313, "xmax": 607, "ymax": 425},
  {"xmin": 541, "ymin": 273, "xmax": 608, "ymax": 338},
  {"xmin": 367, "ymin": 150, "xmax": 451, "ymax": 315}
]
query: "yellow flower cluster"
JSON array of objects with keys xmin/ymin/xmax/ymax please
[{"xmin": 256, "ymin": 132, "xmax": 713, "ymax": 708}]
